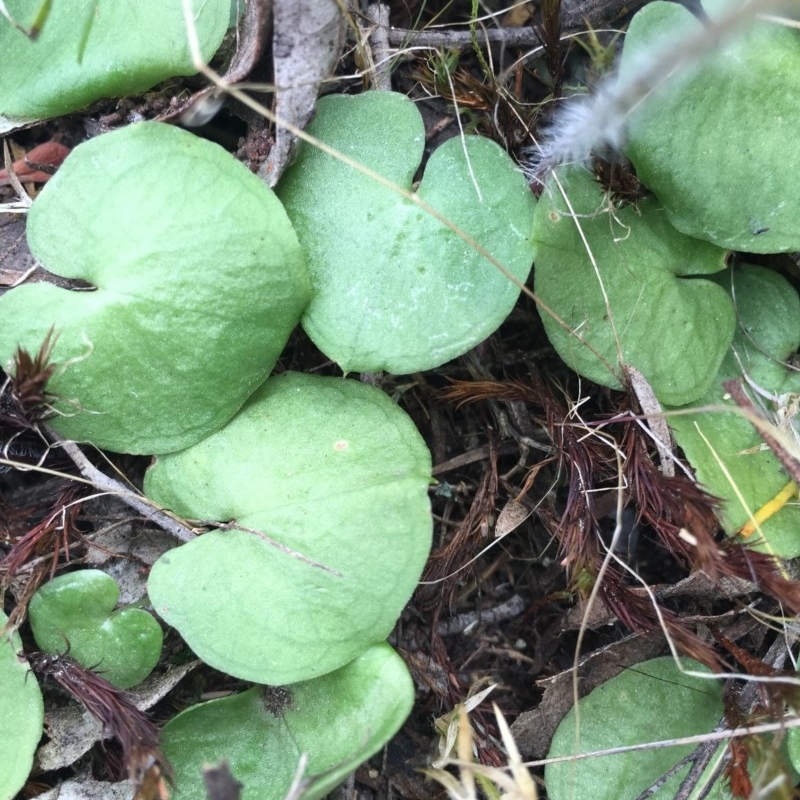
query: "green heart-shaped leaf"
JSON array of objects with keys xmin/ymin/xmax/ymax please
[
  {"xmin": 0, "ymin": 0, "xmax": 229, "ymax": 129},
  {"xmin": 546, "ymin": 657, "xmax": 725, "ymax": 800},
  {"xmin": 668, "ymin": 264, "xmax": 800, "ymax": 558},
  {"xmin": 533, "ymin": 166, "xmax": 734, "ymax": 405},
  {"xmin": 0, "ymin": 613, "xmax": 44, "ymax": 800},
  {"xmin": 162, "ymin": 643, "xmax": 413, "ymax": 800},
  {"xmin": 0, "ymin": 122, "xmax": 310, "ymax": 454},
  {"xmin": 277, "ymin": 90, "xmax": 536, "ymax": 374},
  {"xmin": 621, "ymin": 0, "xmax": 800, "ymax": 253},
  {"xmin": 28, "ymin": 569, "xmax": 163, "ymax": 689},
  {"xmin": 146, "ymin": 372, "xmax": 432, "ymax": 684},
  {"xmin": 787, "ymin": 715, "xmax": 800, "ymax": 778}
]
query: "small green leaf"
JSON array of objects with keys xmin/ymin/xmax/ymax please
[
  {"xmin": 787, "ymin": 722, "xmax": 800, "ymax": 777},
  {"xmin": 0, "ymin": 613, "xmax": 44, "ymax": 800},
  {"xmin": 162, "ymin": 643, "xmax": 414, "ymax": 800},
  {"xmin": 0, "ymin": 122, "xmax": 310, "ymax": 454},
  {"xmin": 0, "ymin": 0, "xmax": 229, "ymax": 127},
  {"xmin": 546, "ymin": 657, "xmax": 726, "ymax": 800},
  {"xmin": 621, "ymin": 0, "xmax": 800, "ymax": 253},
  {"xmin": 533, "ymin": 166, "xmax": 734, "ymax": 405},
  {"xmin": 668, "ymin": 264, "xmax": 800, "ymax": 558},
  {"xmin": 146, "ymin": 372, "xmax": 432, "ymax": 684},
  {"xmin": 28, "ymin": 569, "xmax": 163, "ymax": 689},
  {"xmin": 277, "ymin": 90, "xmax": 536, "ymax": 374}
]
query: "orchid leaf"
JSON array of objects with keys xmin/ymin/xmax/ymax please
[
  {"xmin": 0, "ymin": 613, "xmax": 44, "ymax": 800},
  {"xmin": 0, "ymin": 122, "xmax": 310, "ymax": 454},
  {"xmin": 533, "ymin": 166, "xmax": 734, "ymax": 405},
  {"xmin": 162, "ymin": 643, "xmax": 413, "ymax": 800},
  {"xmin": 28, "ymin": 570, "xmax": 163, "ymax": 689},
  {"xmin": 146, "ymin": 372, "xmax": 432, "ymax": 684},
  {"xmin": 277, "ymin": 90, "xmax": 536, "ymax": 374},
  {"xmin": 621, "ymin": 0, "xmax": 800, "ymax": 253},
  {"xmin": 0, "ymin": 0, "xmax": 229, "ymax": 130}
]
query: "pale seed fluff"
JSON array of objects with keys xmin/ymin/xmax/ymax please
[{"xmin": 524, "ymin": 0, "xmax": 784, "ymax": 185}]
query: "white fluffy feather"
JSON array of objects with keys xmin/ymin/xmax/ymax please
[{"xmin": 524, "ymin": 0, "xmax": 784, "ymax": 184}]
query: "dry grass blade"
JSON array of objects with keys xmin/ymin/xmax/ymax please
[
  {"xmin": 426, "ymin": 702, "xmax": 538, "ymax": 800},
  {"xmin": 724, "ymin": 378, "xmax": 800, "ymax": 487}
]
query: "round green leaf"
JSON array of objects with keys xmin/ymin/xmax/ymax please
[
  {"xmin": 0, "ymin": 612, "xmax": 44, "ymax": 800},
  {"xmin": 546, "ymin": 657, "xmax": 725, "ymax": 800},
  {"xmin": 787, "ymin": 722, "xmax": 800, "ymax": 778},
  {"xmin": 28, "ymin": 569, "xmax": 163, "ymax": 689},
  {"xmin": 533, "ymin": 166, "xmax": 734, "ymax": 405},
  {"xmin": 668, "ymin": 264, "xmax": 800, "ymax": 558},
  {"xmin": 146, "ymin": 372, "xmax": 432, "ymax": 684},
  {"xmin": 0, "ymin": 0, "xmax": 229, "ymax": 128},
  {"xmin": 0, "ymin": 122, "xmax": 310, "ymax": 454},
  {"xmin": 621, "ymin": 0, "xmax": 800, "ymax": 253},
  {"xmin": 277, "ymin": 91, "xmax": 536, "ymax": 374},
  {"xmin": 162, "ymin": 643, "xmax": 413, "ymax": 800}
]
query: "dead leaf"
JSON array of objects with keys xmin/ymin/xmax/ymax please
[
  {"xmin": 260, "ymin": 0, "xmax": 347, "ymax": 186},
  {"xmin": 625, "ymin": 364, "xmax": 675, "ymax": 477},
  {"xmin": 226, "ymin": 0, "xmax": 272, "ymax": 84},
  {"xmin": 509, "ymin": 633, "xmax": 668, "ymax": 759},
  {"xmin": 495, "ymin": 499, "xmax": 533, "ymax": 538},
  {"xmin": 0, "ymin": 141, "xmax": 70, "ymax": 185},
  {"xmin": 32, "ymin": 777, "xmax": 133, "ymax": 800},
  {"xmin": 170, "ymin": 0, "xmax": 271, "ymax": 126}
]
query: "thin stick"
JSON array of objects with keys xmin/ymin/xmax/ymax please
[
  {"xmin": 524, "ymin": 715, "xmax": 800, "ymax": 768},
  {"xmin": 47, "ymin": 430, "xmax": 198, "ymax": 543},
  {"xmin": 49, "ymin": 431, "xmax": 340, "ymax": 573},
  {"xmin": 381, "ymin": 0, "xmax": 646, "ymax": 49}
]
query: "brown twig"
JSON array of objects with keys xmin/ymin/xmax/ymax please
[
  {"xmin": 47, "ymin": 431, "xmax": 198, "ymax": 543},
  {"xmin": 363, "ymin": 3, "xmax": 393, "ymax": 91},
  {"xmin": 383, "ymin": 0, "xmax": 646, "ymax": 51}
]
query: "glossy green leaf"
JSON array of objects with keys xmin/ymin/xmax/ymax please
[
  {"xmin": 146, "ymin": 372, "xmax": 432, "ymax": 684},
  {"xmin": 546, "ymin": 657, "xmax": 726, "ymax": 800},
  {"xmin": 162, "ymin": 643, "xmax": 413, "ymax": 800},
  {"xmin": 0, "ymin": 122, "xmax": 310, "ymax": 454},
  {"xmin": 277, "ymin": 90, "xmax": 536, "ymax": 374},
  {"xmin": 28, "ymin": 569, "xmax": 163, "ymax": 689},
  {"xmin": 668, "ymin": 264, "xmax": 800, "ymax": 558},
  {"xmin": 0, "ymin": 612, "xmax": 44, "ymax": 800},
  {"xmin": 621, "ymin": 0, "xmax": 800, "ymax": 253},
  {"xmin": 0, "ymin": 0, "xmax": 229, "ymax": 129},
  {"xmin": 533, "ymin": 166, "xmax": 734, "ymax": 405}
]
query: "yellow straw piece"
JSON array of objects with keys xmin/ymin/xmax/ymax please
[{"xmin": 739, "ymin": 480, "xmax": 798, "ymax": 537}]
